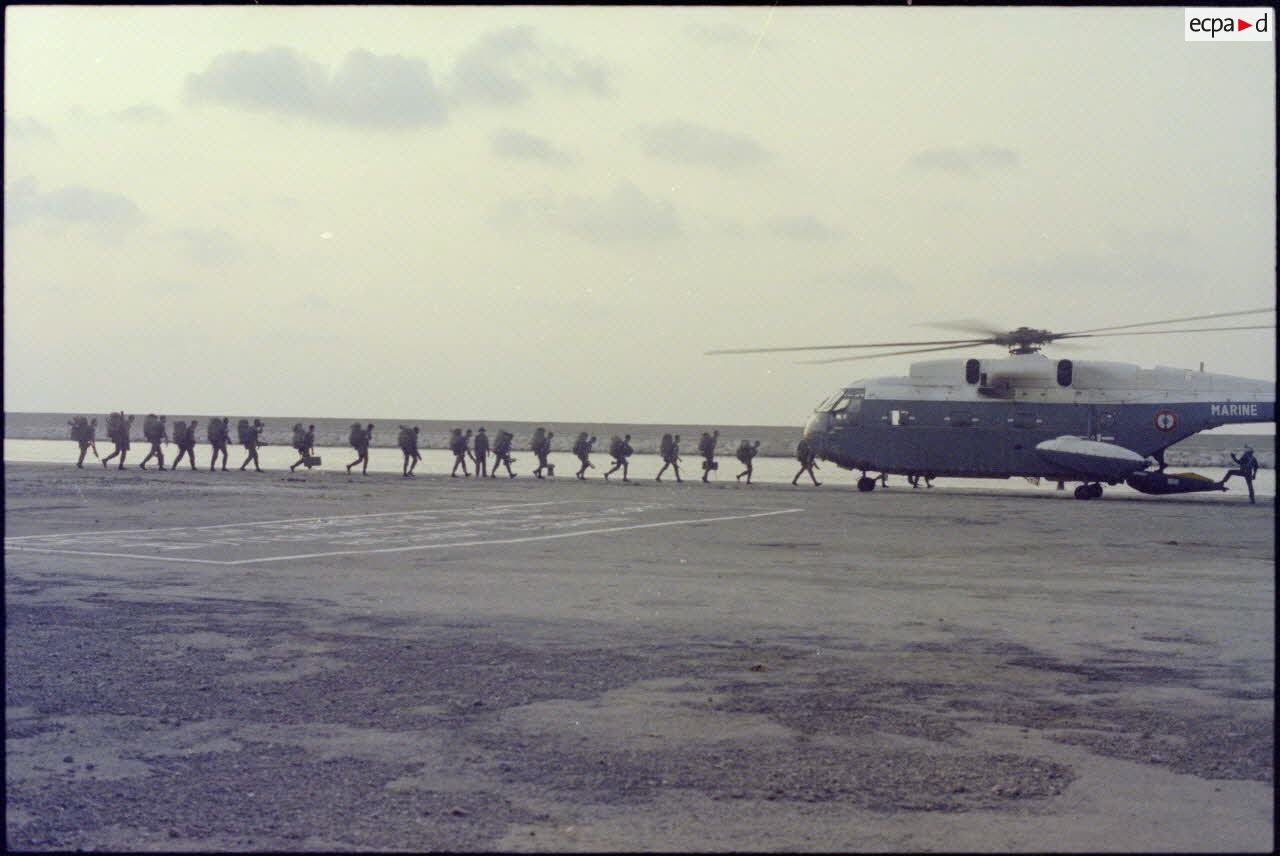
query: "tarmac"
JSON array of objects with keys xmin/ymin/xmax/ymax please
[{"xmin": 4, "ymin": 461, "xmax": 1274, "ymax": 851}]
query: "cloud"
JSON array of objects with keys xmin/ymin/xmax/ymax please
[
  {"xmin": 163, "ymin": 228, "xmax": 253, "ymax": 268},
  {"xmin": 766, "ymin": 215, "xmax": 847, "ymax": 241},
  {"xmin": 494, "ymin": 181, "xmax": 681, "ymax": 245},
  {"xmin": 906, "ymin": 144, "xmax": 1020, "ymax": 175},
  {"xmin": 6, "ymin": 115, "xmax": 55, "ymax": 142},
  {"xmin": 491, "ymin": 128, "xmax": 576, "ymax": 165},
  {"xmin": 110, "ymin": 103, "xmax": 171, "ymax": 123},
  {"xmin": 184, "ymin": 46, "xmax": 447, "ymax": 129},
  {"xmin": 635, "ymin": 120, "xmax": 771, "ymax": 169},
  {"xmin": 448, "ymin": 25, "xmax": 612, "ymax": 107},
  {"xmin": 5, "ymin": 177, "xmax": 144, "ymax": 229}
]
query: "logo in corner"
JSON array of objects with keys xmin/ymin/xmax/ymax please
[{"xmin": 1185, "ymin": 8, "xmax": 1273, "ymax": 41}]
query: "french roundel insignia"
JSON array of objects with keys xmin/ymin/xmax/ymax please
[{"xmin": 1153, "ymin": 409, "xmax": 1178, "ymax": 432}]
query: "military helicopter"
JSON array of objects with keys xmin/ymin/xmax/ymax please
[{"xmin": 708, "ymin": 308, "xmax": 1275, "ymax": 499}]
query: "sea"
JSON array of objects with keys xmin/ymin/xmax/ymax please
[{"xmin": 4, "ymin": 411, "xmax": 1273, "ymax": 497}]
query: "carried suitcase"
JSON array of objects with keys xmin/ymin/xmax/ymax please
[{"xmin": 303, "ymin": 455, "xmax": 322, "ymax": 467}]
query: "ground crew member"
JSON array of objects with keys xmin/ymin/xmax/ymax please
[
  {"xmin": 491, "ymin": 429, "xmax": 516, "ymax": 478},
  {"xmin": 1223, "ymin": 446, "xmax": 1260, "ymax": 504},
  {"xmin": 699, "ymin": 430, "xmax": 720, "ymax": 482},
  {"xmin": 573, "ymin": 432, "xmax": 596, "ymax": 479},
  {"xmin": 604, "ymin": 434, "xmax": 633, "ymax": 481},
  {"xmin": 239, "ymin": 419, "xmax": 265, "ymax": 472},
  {"xmin": 473, "ymin": 427, "xmax": 490, "ymax": 478},
  {"xmin": 102, "ymin": 412, "xmax": 133, "ymax": 470},
  {"xmin": 207, "ymin": 417, "xmax": 231, "ymax": 471},
  {"xmin": 347, "ymin": 423, "xmax": 374, "ymax": 475},
  {"xmin": 791, "ymin": 437, "xmax": 820, "ymax": 486},
  {"xmin": 172, "ymin": 419, "xmax": 199, "ymax": 471},
  {"xmin": 656, "ymin": 433, "xmax": 683, "ymax": 482},
  {"xmin": 139, "ymin": 414, "xmax": 168, "ymax": 471},
  {"xmin": 735, "ymin": 439, "xmax": 760, "ymax": 484}
]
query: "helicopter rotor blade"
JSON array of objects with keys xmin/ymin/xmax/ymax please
[
  {"xmin": 706, "ymin": 336, "xmax": 991, "ymax": 356},
  {"xmin": 799, "ymin": 342, "xmax": 990, "ymax": 365},
  {"xmin": 1057, "ymin": 324, "xmax": 1274, "ymax": 341},
  {"xmin": 1061, "ymin": 307, "xmax": 1274, "ymax": 337},
  {"xmin": 916, "ymin": 319, "xmax": 1007, "ymax": 338}
]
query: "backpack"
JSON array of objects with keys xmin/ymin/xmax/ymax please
[
  {"xmin": 609, "ymin": 435, "xmax": 625, "ymax": 458},
  {"xmin": 572, "ymin": 437, "xmax": 588, "ymax": 457},
  {"xmin": 530, "ymin": 428, "xmax": 546, "ymax": 453},
  {"xmin": 699, "ymin": 434, "xmax": 714, "ymax": 456},
  {"xmin": 237, "ymin": 419, "xmax": 252, "ymax": 445},
  {"xmin": 172, "ymin": 421, "xmax": 188, "ymax": 446},
  {"xmin": 659, "ymin": 434, "xmax": 674, "ymax": 458},
  {"xmin": 450, "ymin": 431, "xmax": 465, "ymax": 454},
  {"xmin": 208, "ymin": 419, "xmax": 225, "ymax": 444},
  {"xmin": 348, "ymin": 423, "xmax": 365, "ymax": 447},
  {"xmin": 795, "ymin": 439, "xmax": 811, "ymax": 462},
  {"xmin": 291, "ymin": 425, "xmax": 308, "ymax": 450},
  {"xmin": 736, "ymin": 440, "xmax": 753, "ymax": 463},
  {"xmin": 397, "ymin": 426, "xmax": 414, "ymax": 451}
]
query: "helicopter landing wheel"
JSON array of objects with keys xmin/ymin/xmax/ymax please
[
  {"xmin": 857, "ymin": 476, "xmax": 877, "ymax": 492},
  {"xmin": 1074, "ymin": 483, "xmax": 1104, "ymax": 500}
]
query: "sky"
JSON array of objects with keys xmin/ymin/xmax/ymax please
[{"xmin": 4, "ymin": 5, "xmax": 1275, "ymax": 426}]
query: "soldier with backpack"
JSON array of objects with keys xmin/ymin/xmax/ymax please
[
  {"xmin": 101, "ymin": 412, "xmax": 133, "ymax": 469},
  {"xmin": 791, "ymin": 437, "xmax": 820, "ymax": 486},
  {"xmin": 398, "ymin": 425, "xmax": 421, "ymax": 477},
  {"xmin": 491, "ymin": 430, "xmax": 516, "ymax": 478},
  {"xmin": 289, "ymin": 423, "xmax": 314, "ymax": 472},
  {"xmin": 346, "ymin": 423, "xmax": 374, "ymax": 475},
  {"xmin": 604, "ymin": 434, "xmax": 633, "ymax": 481},
  {"xmin": 171, "ymin": 419, "xmax": 200, "ymax": 471},
  {"xmin": 139, "ymin": 414, "xmax": 168, "ymax": 471},
  {"xmin": 207, "ymin": 417, "xmax": 231, "ymax": 471},
  {"xmin": 238, "ymin": 419, "xmax": 265, "ymax": 472},
  {"xmin": 531, "ymin": 427, "xmax": 554, "ymax": 479},
  {"xmin": 573, "ymin": 432, "xmax": 596, "ymax": 479},
  {"xmin": 449, "ymin": 428, "xmax": 473, "ymax": 478},
  {"xmin": 473, "ymin": 427, "xmax": 490, "ymax": 478},
  {"xmin": 656, "ymin": 433, "xmax": 683, "ymax": 482},
  {"xmin": 735, "ymin": 439, "xmax": 760, "ymax": 484},
  {"xmin": 69, "ymin": 416, "xmax": 99, "ymax": 468},
  {"xmin": 699, "ymin": 430, "xmax": 720, "ymax": 482}
]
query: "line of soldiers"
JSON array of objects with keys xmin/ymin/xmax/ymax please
[{"xmin": 67, "ymin": 416, "xmax": 824, "ymax": 486}]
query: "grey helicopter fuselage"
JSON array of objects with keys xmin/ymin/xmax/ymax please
[{"xmin": 803, "ymin": 352, "xmax": 1274, "ymax": 485}]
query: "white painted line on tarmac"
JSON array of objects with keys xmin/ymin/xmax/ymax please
[
  {"xmin": 6, "ymin": 508, "xmax": 803, "ymax": 567},
  {"xmin": 2, "ymin": 500, "xmax": 580, "ymax": 542}
]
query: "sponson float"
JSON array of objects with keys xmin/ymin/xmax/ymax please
[{"xmin": 710, "ymin": 308, "xmax": 1275, "ymax": 499}]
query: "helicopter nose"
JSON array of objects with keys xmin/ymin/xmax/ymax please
[{"xmin": 803, "ymin": 412, "xmax": 832, "ymax": 452}]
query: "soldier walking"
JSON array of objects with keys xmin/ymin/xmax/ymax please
[
  {"xmin": 491, "ymin": 429, "xmax": 516, "ymax": 478},
  {"xmin": 207, "ymin": 417, "xmax": 231, "ymax": 471},
  {"xmin": 473, "ymin": 427, "xmax": 490, "ymax": 478},
  {"xmin": 573, "ymin": 432, "xmax": 596, "ymax": 479},
  {"xmin": 656, "ymin": 433, "xmax": 683, "ymax": 482},
  {"xmin": 1223, "ymin": 446, "xmax": 1260, "ymax": 504},
  {"xmin": 171, "ymin": 419, "xmax": 199, "ymax": 471},
  {"xmin": 69, "ymin": 416, "xmax": 99, "ymax": 468},
  {"xmin": 698, "ymin": 430, "xmax": 720, "ymax": 482},
  {"xmin": 101, "ymin": 412, "xmax": 133, "ymax": 469},
  {"xmin": 238, "ymin": 419, "xmax": 265, "ymax": 472},
  {"xmin": 604, "ymin": 434, "xmax": 633, "ymax": 481},
  {"xmin": 139, "ymin": 414, "xmax": 168, "ymax": 471},
  {"xmin": 735, "ymin": 439, "xmax": 760, "ymax": 484},
  {"xmin": 347, "ymin": 423, "xmax": 374, "ymax": 475},
  {"xmin": 450, "ymin": 428, "xmax": 473, "ymax": 477},
  {"xmin": 791, "ymin": 437, "xmax": 820, "ymax": 486},
  {"xmin": 398, "ymin": 425, "xmax": 421, "ymax": 477},
  {"xmin": 531, "ymin": 427, "xmax": 554, "ymax": 479}
]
